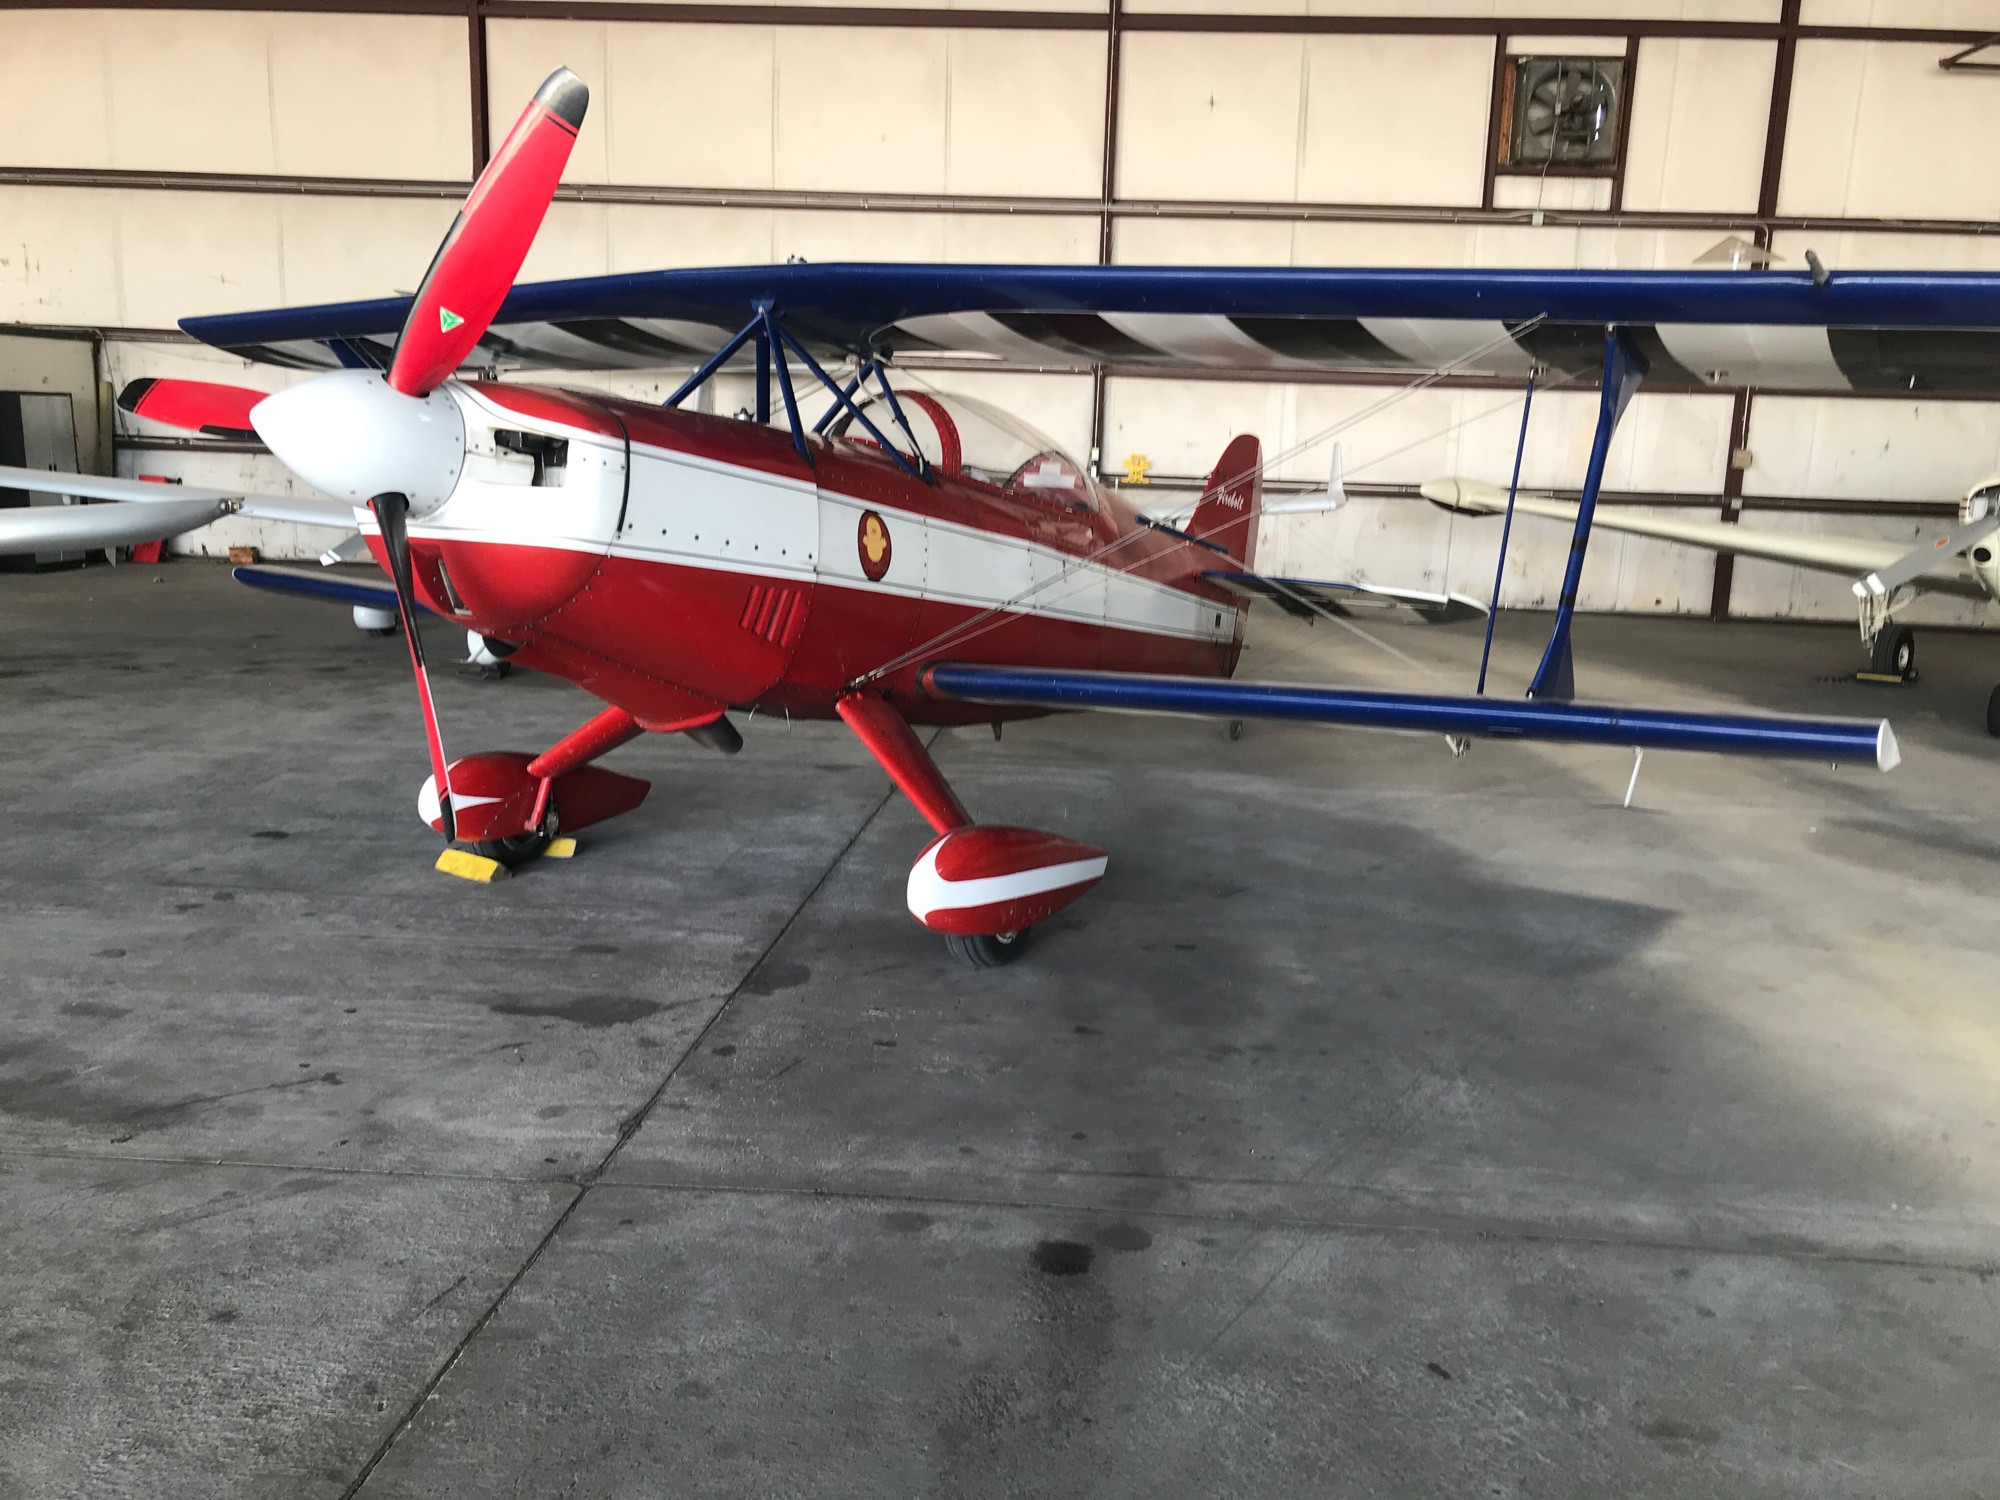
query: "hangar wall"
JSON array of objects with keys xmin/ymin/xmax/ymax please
[{"xmin": 4, "ymin": 0, "xmax": 2000, "ymax": 631}]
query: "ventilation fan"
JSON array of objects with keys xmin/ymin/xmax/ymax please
[{"xmin": 1510, "ymin": 59, "xmax": 1622, "ymax": 166}]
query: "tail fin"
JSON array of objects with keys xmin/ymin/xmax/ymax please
[{"xmin": 1189, "ymin": 434, "xmax": 1262, "ymax": 567}]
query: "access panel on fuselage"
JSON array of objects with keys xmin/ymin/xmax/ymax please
[{"xmin": 608, "ymin": 433, "xmax": 820, "ymax": 707}]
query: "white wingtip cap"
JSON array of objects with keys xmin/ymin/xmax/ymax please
[{"xmin": 1877, "ymin": 721, "xmax": 1900, "ymax": 772}]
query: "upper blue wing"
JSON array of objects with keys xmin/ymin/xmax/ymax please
[{"xmin": 180, "ymin": 262, "xmax": 2000, "ymax": 394}]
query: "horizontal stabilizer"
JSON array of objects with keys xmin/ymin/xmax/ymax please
[
  {"xmin": 232, "ymin": 564, "xmax": 425, "ymax": 614},
  {"xmin": 1261, "ymin": 442, "xmax": 1347, "ymax": 517},
  {"xmin": 919, "ymin": 663, "xmax": 1898, "ymax": 771},
  {"xmin": 0, "ymin": 497, "xmax": 228, "ymax": 554},
  {"xmin": 1204, "ymin": 570, "xmax": 1488, "ymax": 624}
]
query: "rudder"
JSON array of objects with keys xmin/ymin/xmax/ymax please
[{"xmin": 1189, "ymin": 434, "xmax": 1262, "ymax": 568}]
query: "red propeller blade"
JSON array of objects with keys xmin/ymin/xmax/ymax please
[
  {"xmin": 368, "ymin": 493, "xmax": 456, "ymax": 842},
  {"xmin": 387, "ymin": 67, "xmax": 589, "ymax": 398},
  {"xmin": 117, "ymin": 378, "xmax": 265, "ymax": 439}
]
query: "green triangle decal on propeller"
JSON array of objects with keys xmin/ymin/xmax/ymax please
[{"xmin": 439, "ymin": 307, "xmax": 465, "ymax": 333}]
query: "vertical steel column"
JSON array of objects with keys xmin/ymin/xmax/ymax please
[
  {"xmin": 466, "ymin": 0, "xmax": 490, "ymax": 173},
  {"xmin": 1476, "ymin": 371, "xmax": 1535, "ymax": 695},
  {"xmin": 1757, "ymin": 0, "xmax": 1803, "ymax": 222},
  {"xmin": 1089, "ymin": 0, "xmax": 1122, "ymax": 482},
  {"xmin": 1709, "ymin": 389, "xmax": 1752, "ymax": 621},
  {"xmin": 1527, "ymin": 327, "xmax": 1647, "ymax": 701}
]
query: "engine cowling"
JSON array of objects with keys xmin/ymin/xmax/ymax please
[{"xmin": 251, "ymin": 370, "xmax": 465, "ymax": 510}]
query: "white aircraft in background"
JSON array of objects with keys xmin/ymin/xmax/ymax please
[
  {"xmin": 1422, "ymin": 473, "xmax": 2000, "ymax": 735},
  {"xmin": 0, "ymin": 461, "xmax": 521, "ymax": 671}
]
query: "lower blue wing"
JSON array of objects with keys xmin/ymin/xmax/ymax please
[
  {"xmin": 232, "ymin": 564, "xmax": 426, "ymax": 614},
  {"xmin": 919, "ymin": 663, "xmax": 1897, "ymax": 770}
]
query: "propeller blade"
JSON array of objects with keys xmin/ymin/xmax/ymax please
[
  {"xmin": 386, "ymin": 67, "xmax": 588, "ymax": 398},
  {"xmin": 369, "ymin": 493, "xmax": 456, "ymax": 841},
  {"xmin": 117, "ymin": 378, "xmax": 266, "ymax": 439},
  {"xmin": 1854, "ymin": 512, "xmax": 2000, "ymax": 598}
]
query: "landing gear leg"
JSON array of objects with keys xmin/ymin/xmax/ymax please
[
  {"xmin": 1987, "ymin": 684, "xmax": 2000, "ymax": 738},
  {"xmin": 836, "ymin": 692, "xmax": 1106, "ymax": 966}
]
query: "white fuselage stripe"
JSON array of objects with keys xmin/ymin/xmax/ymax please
[{"xmin": 416, "ymin": 426, "xmax": 1236, "ymax": 645}]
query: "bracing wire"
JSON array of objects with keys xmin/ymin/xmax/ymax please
[{"xmin": 850, "ymin": 321, "xmax": 1548, "ymax": 690}]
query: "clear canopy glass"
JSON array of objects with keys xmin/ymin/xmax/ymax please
[{"xmin": 828, "ymin": 388, "xmax": 1099, "ymax": 513}]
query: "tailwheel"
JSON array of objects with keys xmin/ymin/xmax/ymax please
[
  {"xmin": 470, "ymin": 807, "xmax": 558, "ymax": 868},
  {"xmin": 1871, "ymin": 624, "xmax": 1916, "ymax": 679},
  {"xmin": 1987, "ymin": 683, "xmax": 2000, "ymax": 738},
  {"xmin": 945, "ymin": 929, "xmax": 1030, "ymax": 969}
]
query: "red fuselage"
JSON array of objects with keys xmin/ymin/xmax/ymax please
[{"xmin": 372, "ymin": 381, "xmax": 1251, "ymax": 731}]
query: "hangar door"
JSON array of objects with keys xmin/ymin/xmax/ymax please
[{"xmin": 0, "ymin": 392, "xmax": 81, "ymax": 570}]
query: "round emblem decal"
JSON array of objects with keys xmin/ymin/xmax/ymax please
[{"xmin": 857, "ymin": 510, "xmax": 893, "ymax": 582}]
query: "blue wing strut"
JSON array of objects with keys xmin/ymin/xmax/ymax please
[{"xmin": 1528, "ymin": 328, "xmax": 1648, "ymax": 701}]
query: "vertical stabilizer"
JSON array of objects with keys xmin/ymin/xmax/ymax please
[{"xmin": 1189, "ymin": 434, "xmax": 1262, "ymax": 567}]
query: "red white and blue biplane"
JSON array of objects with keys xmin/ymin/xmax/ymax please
[{"xmin": 14, "ymin": 65, "xmax": 1977, "ymax": 965}]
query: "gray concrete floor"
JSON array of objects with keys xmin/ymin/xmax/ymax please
[{"xmin": 3, "ymin": 560, "xmax": 1999, "ymax": 1498}]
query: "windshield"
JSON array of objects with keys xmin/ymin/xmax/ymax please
[{"xmin": 829, "ymin": 388, "xmax": 1099, "ymax": 513}]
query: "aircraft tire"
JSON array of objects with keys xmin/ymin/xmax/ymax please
[
  {"xmin": 1871, "ymin": 624, "xmax": 1916, "ymax": 679},
  {"xmin": 1987, "ymin": 683, "xmax": 2000, "ymax": 738},
  {"xmin": 470, "ymin": 807, "xmax": 558, "ymax": 868},
  {"xmin": 944, "ymin": 929, "xmax": 1030, "ymax": 969}
]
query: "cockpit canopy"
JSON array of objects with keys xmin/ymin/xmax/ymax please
[{"xmin": 827, "ymin": 388, "xmax": 1100, "ymax": 513}]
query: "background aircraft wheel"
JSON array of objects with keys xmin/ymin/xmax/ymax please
[
  {"xmin": 470, "ymin": 807, "xmax": 558, "ymax": 868},
  {"xmin": 1987, "ymin": 683, "xmax": 2000, "ymax": 737},
  {"xmin": 944, "ymin": 929, "xmax": 1030, "ymax": 968},
  {"xmin": 1871, "ymin": 624, "xmax": 1916, "ymax": 678}
]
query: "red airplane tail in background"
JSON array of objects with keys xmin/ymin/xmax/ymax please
[{"xmin": 1189, "ymin": 434, "xmax": 1262, "ymax": 568}]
